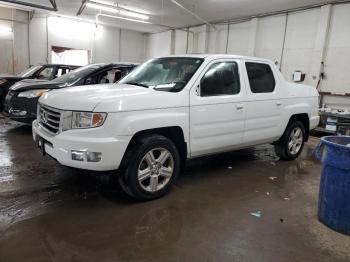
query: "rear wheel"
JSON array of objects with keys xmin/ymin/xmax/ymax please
[
  {"xmin": 274, "ymin": 121, "xmax": 306, "ymax": 161},
  {"xmin": 118, "ymin": 135, "xmax": 180, "ymax": 200}
]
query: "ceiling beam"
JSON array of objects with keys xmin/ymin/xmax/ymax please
[
  {"xmin": 76, "ymin": 0, "xmax": 88, "ymax": 16},
  {"xmin": 0, "ymin": 0, "xmax": 58, "ymax": 11}
]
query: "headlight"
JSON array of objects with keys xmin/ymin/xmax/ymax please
[
  {"xmin": 18, "ymin": 89, "xmax": 49, "ymax": 98},
  {"xmin": 0, "ymin": 79, "xmax": 8, "ymax": 85},
  {"xmin": 67, "ymin": 112, "xmax": 107, "ymax": 129}
]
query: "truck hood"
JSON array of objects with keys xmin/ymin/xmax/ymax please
[
  {"xmin": 39, "ymin": 84, "xmax": 188, "ymax": 112},
  {"xmin": 10, "ymin": 79, "xmax": 64, "ymax": 92}
]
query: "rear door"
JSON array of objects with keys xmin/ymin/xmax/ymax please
[
  {"xmin": 189, "ymin": 59, "xmax": 246, "ymax": 157},
  {"xmin": 242, "ymin": 60, "xmax": 283, "ymax": 145}
]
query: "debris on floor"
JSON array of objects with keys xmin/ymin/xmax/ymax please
[
  {"xmin": 250, "ymin": 211, "xmax": 262, "ymax": 218},
  {"xmin": 268, "ymin": 176, "xmax": 278, "ymax": 181}
]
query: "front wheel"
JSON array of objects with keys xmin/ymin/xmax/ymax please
[
  {"xmin": 118, "ymin": 135, "xmax": 180, "ymax": 200},
  {"xmin": 274, "ymin": 121, "xmax": 306, "ymax": 161}
]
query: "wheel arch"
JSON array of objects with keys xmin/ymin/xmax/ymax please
[
  {"xmin": 285, "ymin": 113, "xmax": 310, "ymax": 142},
  {"xmin": 121, "ymin": 126, "xmax": 188, "ymax": 171}
]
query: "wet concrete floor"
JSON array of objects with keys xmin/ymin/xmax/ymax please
[{"xmin": 0, "ymin": 114, "xmax": 350, "ymax": 262}]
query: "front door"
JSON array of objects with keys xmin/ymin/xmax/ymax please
[{"xmin": 189, "ymin": 59, "xmax": 246, "ymax": 157}]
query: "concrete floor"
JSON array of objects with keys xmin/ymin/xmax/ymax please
[{"xmin": 0, "ymin": 114, "xmax": 350, "ymax": 262}]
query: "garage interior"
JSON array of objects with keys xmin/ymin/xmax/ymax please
[{"xmin": 0, "ymin": 0, "xmax": 350, "ymax": 261}]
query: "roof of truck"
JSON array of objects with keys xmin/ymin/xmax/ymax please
[{"xmin": 163, "ymin": 54, "xmax": 273, "ymax": 63}]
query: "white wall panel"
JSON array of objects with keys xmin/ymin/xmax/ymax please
[
  {"xmin": 281, "ymin": 9, "xmax": 320, "ymax": 84},
  {"xmin": 28, "ymin": 16, "xmax": 146, "ymax": 66},
  {"xmin": 322, "ymin": 3, "xmax": 350, "ymax": 94},
  {"xmin": 255, "ymin": 14, "xmax": 286, "ymax": 65},
  {"xmin": 190, "ymin": 25, "xmax": 207, "ymax": 54},
  {"xmin": 13, "ymin": 14, "xmax": 29, "ymax": 73},
  {"xmin": 120, "ymin": 29, "xmax": 146, "ymax": 63},
  {"xmin": 207, "ymin": 24, "xmax": 229, "ymax": 54},
  {"xmin": 0, "ymin": 7, "xmax": 14, "ymax": 74},
  {"xmin": 174, "ymin": 29, "xmax": 187, "ymax": 55},
  {"xmin": 94, "ymin": 27, "xmax": 120, "ymax": 63},
  {"xmin": 29, "ymin": 17, "xmax": 47, "ymax": 65},
  {"xmin": 227, "ymin": 21, "xmax": 251, "ymax": 55},
  {"xmin": 0, "ymin": 39, "xmax": 13, "ymax": 74},
  {"xmin": 146, "ymin": 30, "xmax": 172, "ymax": 59}
]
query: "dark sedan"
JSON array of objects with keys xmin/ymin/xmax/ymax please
[
  {"xmin": 4, "ymin": 63, "xmax": 137, "ymax": 123},
  {"xmin": 0, "ymin": 64, "xmax": 79, "ymax": 110}
]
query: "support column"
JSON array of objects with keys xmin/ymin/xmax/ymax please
[{"xmin": 248, "ymin": 18, "xmax": 258, "ymax": 56}]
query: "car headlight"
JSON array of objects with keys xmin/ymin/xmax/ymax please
[
  {"xmin": 18, "ymin": 89, "xmax": 49, "ymax": 98},
  {"xmin": 62, "ymin": 111, "xmax": 107, "ymax": 130},
  {"xmin": 0, "ymin": 79, "xmax": 8, "ymax": 85}
]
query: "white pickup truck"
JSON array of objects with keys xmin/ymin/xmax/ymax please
[{"xmin": 33, "ymin": 55, "xmax": 320, "ymax": 200}]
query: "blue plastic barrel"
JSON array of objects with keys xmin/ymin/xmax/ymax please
[{"xmin": 314, "ymin": 136, "xmax": 350, "ymax": 235}]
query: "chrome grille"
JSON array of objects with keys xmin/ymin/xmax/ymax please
[{"xmin": 38, "ymin": 104, "xmax": 61, "ymax": 134}]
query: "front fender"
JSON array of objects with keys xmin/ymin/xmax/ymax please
[{"xmin": 106, "ymin": 107, "xmax": 190, "ymax": 143}]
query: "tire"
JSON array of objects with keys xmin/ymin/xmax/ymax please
[
  {"xmin": 118, "ymin": 135, "xmax": 181, "ymax": 201},
  {"xmin": 0, "ymin": 94, "xmax": 5, "ymax": 112},
  {"xmin": 274, "ymin": 121, "xmax": 306, "ymax": 161}
]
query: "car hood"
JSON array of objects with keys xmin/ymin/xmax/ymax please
[
  {"xmin": 0, "ymin": 74, "xmax": 24, "ymax": 81},
  {"xmin": 39, "ymin": 84, "xmax": 188, "ymax": 112},
  {"xmin": 10, "ymin": 79, "xmax": 64, "ymax": 92}
]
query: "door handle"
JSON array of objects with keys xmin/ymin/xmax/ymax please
[
  {"xmin": 276, "ymin": 103, "xmax": 282, "ymax": 107},
  {"xmin": 236, "ymin": 105, "xmax": 244, "ymax": 110}
]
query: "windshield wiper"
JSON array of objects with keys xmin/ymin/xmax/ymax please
[{"xmin": 125, "ymin": 82, "xmax": 149, "ymax": 88}]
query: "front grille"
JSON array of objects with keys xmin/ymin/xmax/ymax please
[{"xmin": 38, "ymin": 104, "xmax": 61, "ymax": 134}]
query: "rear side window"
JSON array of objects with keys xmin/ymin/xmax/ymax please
[
  {"xmin": 200, "ymin": 62, "xmax": 240, "ymax": 97},
  {"xmin": 246, "ymin": 62, "xmax": 275, "ymax": 93}
]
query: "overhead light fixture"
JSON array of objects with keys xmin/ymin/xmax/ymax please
[
  {"xmin": 86, "ymin": 2, "xmax": 118, "ymax": 13},
  {"xmin": 0, "ymin": 26, "xmax": 12, "ymax": 33},
  {"xmin": 119, "ymin": 10, "xmax": 149, "ymax": 20},
  {"xmin": 97, "ymin": 13, "xmax": 151, "ymax": 24},
  {"xmin": 86, "ymin": 1, "xmax": 149, "ymax": 20}
]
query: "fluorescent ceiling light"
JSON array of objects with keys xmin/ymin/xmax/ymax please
[
  {"xmin": 0, "ymin": 26, "xmax": 12, "ymax": 32},
  {"xmin": 119, "ymin": 10, "xmax": 149, "ymax": 20},
  {"xmin": 87, "ymin": 2, "xmax": 149, "ymax": 20},
  {"xmin": 100, "ymin": 14, "xmax": 151, "ymax": 24},
  {"xmin": 86, "ymin": 2, "xmax": 118, "ymax": 13}
]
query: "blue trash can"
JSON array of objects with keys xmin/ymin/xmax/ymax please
[{"xmin": 314, "ymin": 136, "xmax": 350, "ymax": 235}]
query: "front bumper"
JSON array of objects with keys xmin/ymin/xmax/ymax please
[
  {"xmin": 4, "ymin": 92, "xmax": 38, "ymax": 123},
  {"xmin": 32, "ymin": 120, "xmax": 131, "ymax": 171},
  {"xmin": 310, "ymin": 115, "xmax": 321, "ymax": 130}
]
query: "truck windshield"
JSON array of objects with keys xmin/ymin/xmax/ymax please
[{"xmin": 120, "ymin": 57, "xmax": 204, "ymax": 92}]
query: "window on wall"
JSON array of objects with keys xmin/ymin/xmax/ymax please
[
  {"xmin": 200, "ymin": 62, "xmax": 240, "ymax": 97},
  {"xmin": 51, "ymin": 46, "xmax": 89, "ymax": 66},
  {"xmin": 246, "ymin": 62, "xmax": 275, "ymax": 93}
]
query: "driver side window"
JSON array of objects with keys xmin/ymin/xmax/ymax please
[{"xmin": 200, "ymin": 62, "xmax": 240, "ymax": 97}]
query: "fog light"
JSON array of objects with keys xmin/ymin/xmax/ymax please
[
  {"xmin": 87, "ymin": 152, "xmax": 102, "ymax": 162},
  {"xmin": 9, "ymin": 108, "xmax": 27, "ymax": 116},
  {"xmin": 71, "ymin": 150, "xmax": 85, "ymax": 161}
]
